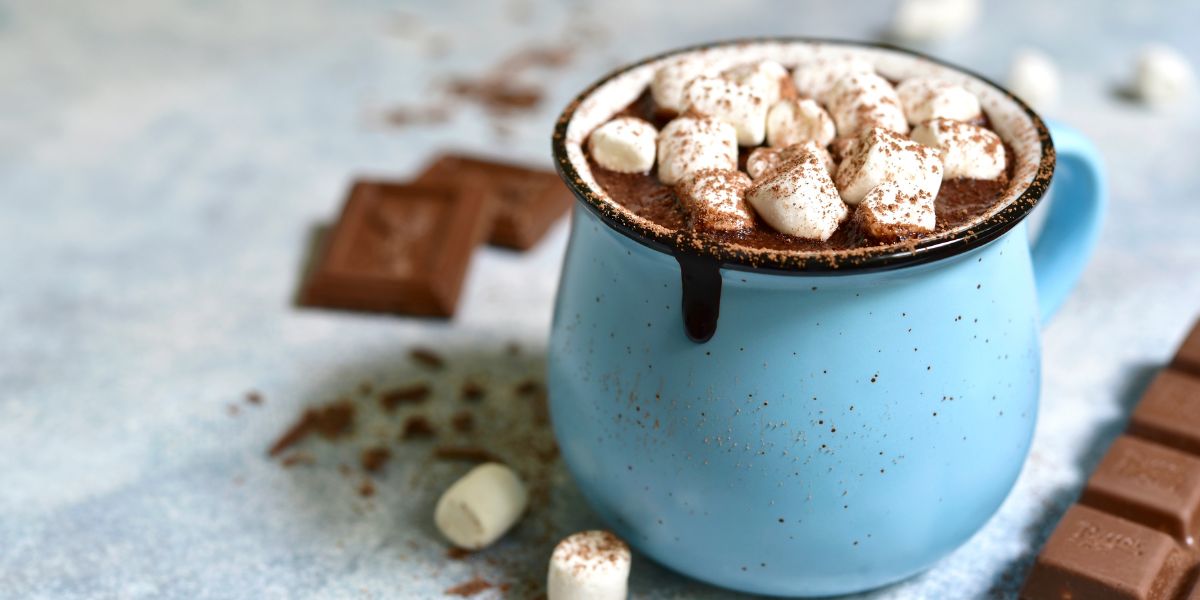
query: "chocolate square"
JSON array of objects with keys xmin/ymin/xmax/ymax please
[
  {"xmin": 300, "ymin": 180, "xmax": 490, "ymax": 317},
  {"xmin": 1129, "ymin": 370, "xmax": 1200, "ymax": 457},
  {"xmin": 416, "ymin": 154, "xmax": 572, "ymax": 250},
  {"xmin": 1081, "ymin": 435, "xmax": 1200, "ymax": 542}
]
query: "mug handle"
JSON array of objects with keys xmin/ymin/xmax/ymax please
[{"xmin": 1031, "ymin": 120, "xmax": 1108, "ymax": 325}]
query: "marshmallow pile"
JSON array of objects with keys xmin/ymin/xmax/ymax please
[{"xmin": 586, "ymin": 55, "xmax": 1009, "ymax": 242}]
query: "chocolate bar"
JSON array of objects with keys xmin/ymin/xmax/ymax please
[
  {"xmin": 300, "ymin": 180, "xmax": 491, "ymax": 317},
  {"xmin": 416, "ymin": 154, "xmax": 572, "ymax": 250},
  {"xmin": 1022, "ymin": 320, "xmax": 1200, "ymax": 599}
]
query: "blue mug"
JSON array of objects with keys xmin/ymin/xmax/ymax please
[{"xmin": 547, "ymin": 40, "xmax": 1106, "ymax": 597}]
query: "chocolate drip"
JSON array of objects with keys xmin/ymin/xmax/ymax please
[{"xmin": 674, "ymin": 253, "xmax": 722, "ymax": 343}]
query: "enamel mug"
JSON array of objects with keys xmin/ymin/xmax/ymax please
[{"xmin": 547, "ymin": 39, "xmax": 1105, "ymax": 597}]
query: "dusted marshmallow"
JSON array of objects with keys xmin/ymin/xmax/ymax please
[
  {"xmin": 683, "ymin": 76, "xmax": 769, "ymax": 146},
  {"xmin": 835, "ymin": 127, "xmax": 943, "ymax": 205},
  {"xmin": 650, "ymin": 57, "xmax": 723, "ymax": 114},
  {"xmin": 547, "ymin": 531, "xmax": 632, "ymax": 600},
  {"xmin": 1134, "ymin": 44, "xmax": 1195, "ymax": 107},
  {"xmin": 656, "ymin": 116, "xmax": 738, "ymax": 185},
  {"xmin": 854, "ymin": 182, "xmax": 936, "ymax": 241},
  {"xmin": 746, "ymin": 149, "xmax": 848, "ymax": 240},
  {"xmin": 896, "ymin": 77, "xmax": 982, "ymax": 125},
  {"xmin": 766, "ymin": 98, "xmax": 836, "ymax": 148},
  {"xmin": 746, "ymin": 142, "xmax": 834, "ymax": 181},
  {"xmin": 722, "ymin": 60, "xmax": 791, "ymax": 107},
  {"xmin": 890, "ymin": 0, "xmax": 980, "ymax": 42},
  {"xmin": 792, "ymin": 57, "xmax": 875, "ymax": 103},
  {"xmin": 587, "ymin": 117, "xmax": 658, "ymax": 174},
  {"xmin": 827, "ymin": 73, "xmax": 909, "ymax": 137},
  {"xmin": 676, "ymin": 169, "xmax": 756, "ymax": 231},
  {"xmin": 911, "ymin": 118, "xmax": 1006, "ymax": 179},
  {"xmin": 1007, "ymin": 49, "xmax": 1060, "ymax": 110},
  {"xmin": 434, "ymin": 463, "xmax": 528, "ymax": 550}
]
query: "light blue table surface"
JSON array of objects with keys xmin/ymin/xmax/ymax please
[{"xmin": 2, "ymin": 0, "xmax": 1199, "ymax": 598}]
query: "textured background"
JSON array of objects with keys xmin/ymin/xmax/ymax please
[{"xmin": 2, "ymin": 0, "xmax": 1199, "ymax": 598}]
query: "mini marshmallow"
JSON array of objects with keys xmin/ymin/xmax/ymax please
[
  {"xmin": 547, "ymin": 531, "xmax": 631, "ymax": 600},
  {"xmin": 683, "ymin": 76, "xmax": 769, "ymax": 146},
  {"xmin": 1134, "ymin": 44, "xmax": 1195, "ymax": 107},
  {"xmin": 911, "ymin": 118, "xmax": 1005, "ymax": 180},
  {"xmin": 746, "ymin": 149, "xmax": 848, "ymax": 240},
  {"xmin": 746, "ymin": 142, "xmax": 834, "ymax": 181},
  {"xmin": 587, "ymin": 117, "xmax": 658, "ymax": 174},
  {"xmin": 890, "ymin": 0, "xmax": 980, "ymax": 42},
  {"xmin": 434, "ymin": 462, "xmax": 528, "ymax": 550},
  {"xmin": 722, "ymin": 60, "xmax": 791, "ymax": 107},
  {"xmin": 792, "ymin": 57, "xmax": 875, "ymax": 103},
  {"xmin": 766, "ymin": 98, "xmax": 836, "ymax": 148},
  {"xmin": 651, "ymin": 57, "xmax": 722, "ymax": 114},
  {"xmin": 827, "ymin": 73, "xmax": 909, "ymax": 137},
  {"xmin": 656, "ymin": 116, "xmax": 738, "ymax": 185},
  {"xmin": 1007, "ymin": 49, "xmax": 1060, "ymax": 111},
  {"xmin": 675, "ymin": 169, "xmax": 756, "ymax": 232},
  {"xmin": 835, "ymin": 127, "xmax": 943, "ymax": 205},
  {"xmin": 854, "ymin": 182, "xmax": 936, "ymax": 241},
  {"xmin": 896, "ymin": 77, "xmax": 982, "ymax": 125}
]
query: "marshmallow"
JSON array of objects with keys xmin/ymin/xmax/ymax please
[
  {"xmin": 1134, "ymin": 44, "xmax": 1195, "ymax": 107},
  {"xmin": 766, "ymin": 98, "xmax": 836, "ymax": 148},
  {"xmin": 656, "ymin": 116, "xmax": 738, "ymax": 185},
  {"xmin": 547, "ymin": 531, "xmax": 632, "ymax": 600},
  {"xmin": 683, "ymin": 76, "xmax": 769, "ymax": 146},
  {"xmin": 792, "ymin": 57, "xmax": 875, "ymax": 103},
  {"xmin": 835, "ymin": 127, "xmax": 943, "ymax": 205},
  {"xmin": 746, "ymin": 149, "xmax": 848, "ymax": 240},
  {"xmin": 1007, "ymin": 49, "xmax": 1060, "ymax": 111},
  {"xmin": 911, "ymin": 118, "xmax": 1005, "ymax": 180},
  {"xmin": 434, "ymin": 462, "xmax": 528, "ymax": 550},
  {"xmin": 587, "ymin": 117, "xmax": 658, "ymax": 174},
  {"xmin": 722, "ymin": 60, "xmax": 791, "ymax": 107},
  {"xmin": 854, "ymin": 182, "xmax": 936, "ymax": 241},
  {"xmin": 651, "ymin": 57, "xmax": 722, "ymax": 114},
  {"xmin": 827, "ymin": 73, "xmax": 909, "ymax": 137},
  {"xmin": 676, "ymin": 169, "xmax": 755, "ymax": 231},
  {"xmin": 746, "ymin": 142, "xmax": 834, "ymax": 181},
  {"xmin": 890, "ymin": 0, "xmax": 980, "ymax": 42},
  {"xmin": 896, "ymin": 77, "xmax": 982, "ymax": 125}
]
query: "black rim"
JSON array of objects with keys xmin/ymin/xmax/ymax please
[{"xmin": 550, "ymin": 37, "xmax": 1056, "ymax": 275}]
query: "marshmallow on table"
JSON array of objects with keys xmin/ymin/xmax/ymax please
[
  {"xmin": 587, "ymin": 117, "xmax": 658, "ymax": 174},
  {"xmin": 854, "ymin": 181, "xmax": 936, "ymax": 241},
  {"xmin": 890, "ymin": 0, "xmax": 980, "ymax": 42},
  {"xmin": 656, "ymin": 116, "xmax": 738, "ymax": 185},
  {"xmin": 792, "ymin": 57, "xmax": 875, "ymax": 103},
  {"xmin": 896, "ymin": 77, "xmax": 982, "ymax": 125},
  {"xmin": 1007, "ymin": 49, "xmax": 1060, "ymax": 111},
  {"xmin": 1134, "ymin": 44, "xmax": 1195, "ymax": 107},
  {"xmin": 683, "ymin": 76, "xmax": 769, "ymax": 146},
  {"xmin": 547, "ymin": 530, "xmax": 632, "ymax": 600},
  {"xmin": 722, "ymin": 60, "xmax": 791, "ymax": 107},
  {"xmin": 835, "ymin": 126, "xmax": 943, "ymax": 205},
  {"xmin": 675, "ymin": 168, "xmax": 756, "ymax": 232},
  {"xmin": 911, "ymin": 118, "xmax": 1006, "ymax": 180},
  {"xmin": 827, "ymin": 73, "xmax": 909, "ymax": 137},
  {"xmin": 766, "ymin": 98, "xmax": 836, "ymax": 148},
  {"xmin": 651, "ymin": 56, "xmax": 722, "ymax": 114},
  {"xmin": 746, "ymin": 148, "xmax": 848, "ymax": 240},
  {"xmin": 434, "ymin": 462, "xmax": 528, "ymax": 550},
  {"xmin": 746, "ymin": 142, "xmax": 835, "ymax": 181}
]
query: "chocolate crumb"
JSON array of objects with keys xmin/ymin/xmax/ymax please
[
  {"xmin": 451, "ymin": 410, "xmax": 476, "ymax": 433},
  {"xmin": 280, "ymin": 453, "xmax": 315, "ymax": 468},
  {"xmin": 434, "ymin": 446, "xmax": 502, "ymax": 463},
  {"xmin": 357, "ymin": 479, "xmax": 376, "ymax": 498},
  {"xmin": 401, "ymin": 415, "xmax": 437, "ymax": 440},
  {"xmin": 245, "ymin": 391, "xmax": 263, "ymax": 405},
  {"xmin": 461, "ymin": 380, "xmax": 485, "ymax": 402},
  {"xmin": 360, "ymin": 447, "xmax": 392, "ymax": 474},
  {"xmin": 383, "ymin": 105, "xmax": 450, "ymax": 128},
  {"xmin": 268, "ymin": 399, "xmax": 356, "ymax": 457},
  {"xmin": 445, "ymin": 578, "xmax": 495, "ymax": 597},
  {"xmin": 446, "ymin": 547, "xmax": 473, "ymax": 560},
  {"xmin": 515, "ymin": 379, "xmax": 543, "ymax": 396},
  {"xmin": 227, "ymin": 404, "xmax": 240, "ymax": 416},
  {"xmin": 410, "ymin": 348, "xmax": 445, "ymax": 369},
  {"xmin": 380, "ymin": 384, "xmax": 432, "ymax": 412}
]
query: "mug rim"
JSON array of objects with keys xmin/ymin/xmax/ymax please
[{"xmin": 550, "ymin": 37, "xmax": 1057, "ymax": 275}]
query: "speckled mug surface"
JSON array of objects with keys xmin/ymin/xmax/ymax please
[{"xmin": 547, "ymin": 39, "xmax": 1106, "ymax": 597}]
